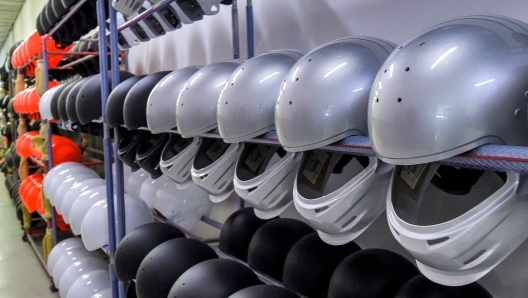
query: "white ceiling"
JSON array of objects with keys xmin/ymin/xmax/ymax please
[{"xmin": 0, "ymin": 0, "xmax": 25, "ymax": 50}]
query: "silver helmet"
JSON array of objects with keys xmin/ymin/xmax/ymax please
[
  {"xmin": 218, "ymin": 50, "xmax": 303, "ymax": 143},
  {"xmin": 275, "ymin": 37, "xmax": 396, "ymax": 152},
  {"xmin": 369, "ymin": 15, "xmax": 528, "ymax": 165},
  {"xmin": 176, "ymin": 60, "xmax": 243, "ymax": 138}
]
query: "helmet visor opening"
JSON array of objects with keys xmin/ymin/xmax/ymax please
[
  {"xmin": 391, "ymin": 164, "xmax": 507, "ymax": 226},
  {"xmin": 235, "ymin": 144, "xmax": 286, "ymax": 181},
  {"xmin": 193, "ymin": 139, "xmax": 231, "ymax": 170},
  {"xmin": 296, "ymin": 150, "xmax": 369, "ymax": 200},
  {"xmin": 119, "ymin": 130, "xmax": 151, "ymax": 152},
  {"xmin": 161, "ymin": 135, "xmax": 194, "ymax": 162},
  {"xmin": 137, "ymin": 134, "xmax": 166, "ymax": 157}
]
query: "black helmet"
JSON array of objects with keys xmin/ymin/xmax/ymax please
[
  {"xmin": 76, "ymin": 71, "xmax": 135, "ymax": 125},
  {"xmin": 248, "ymin": 218, "xmax": 314, "ymax": 281},
  {"xmin": 136, "ymin": 133, "xmax": 170, "ymax": 179},
  {"xmin": 169, "ymin": 259, "xmax": 261, "ymax": 298},
  {"xmin": 57, "ymin": 81, "xmax": 80, "ymax": 122},
  {"xmin": 36, "ymin": 8, "xmax": 47, "ymax": 36},
  {"xmin": 66, "ymin": 76, "xmax": 94, "ymax": 123},
  {"xmin": 52, "ymin": 0, "xmax": 68, "ymax": 18},
  {"xmin": 328, "ymin": 249, "xmax": 419, "ymax": 298},
  {"xmin": 50, "ymin": 82, "xmax": 73, "ymax": 120},
  {"xmin": 219, "ymin": 207, "xmax": 274, "ymax": 262},
  {"xmin": 5, "ymin": 149, "xmax": 13, "ymax": 169},
  {"xmin": 136, "ymin": 238, "xmax": 218, "ymax": 298},
  {"xmin": 115, "ymin": 222, "xmax": 185, "ymax": 281},
  {"xmin": 282, "ymin": 233, "xmax": 361, "ymax": 298},
  {"xmin": 118, "ymin": 130, "xmax": 152, "ymax": 171},
  {"xmin": 228, "ymin": 285, "xmax": 299, "ymax": 298},
  {"xmin": 46, "ymin": 0, "xmax": 60, "ymax": 26},
  {"xmin": 106, "ymin": 76, "xmax": 146, "ymax": 128},
  {"xmin": 395, "ymin": 274, "xmax": 492, "ymax": 298},
  {"xmin": 123, "ymin": 71, "xmax": 171, "ymax": 130}
]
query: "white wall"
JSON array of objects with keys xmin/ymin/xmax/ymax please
[
  {"xmin": 128, "ymin": 1, "xmax": 528, "ymax": 297},
  {"xmin": 0, "ymin": 0, "xmax": 46, "ymax": 63}
]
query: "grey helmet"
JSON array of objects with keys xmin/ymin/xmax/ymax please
[
  {"xmin": 147, "ymin": 66, "xmax": 202, "ymax": 134},
  {"xmin": 275, "ymin": 37, "xmax": 397, "ymax": 152},
  {"xmin": 217, "ymin": 50, "xmax": 304, "ymax": 217},
  {"xmin": 274, "ymin": 37, "xmax": 398, "ymax": 245},
  {"xmin": 369, "ymin": 15, "xmax": 528, "ymax": 165},
  {"xmin": 377, "ymin": 15, "xmax": 528, "ymax": 286},
  {"xmin": 218, "ymin": 50, "xmax": 303, "ymax": 143},
  {"xmin": 176, "ymin": 60, "xmax": 243, "ymax": 138}
]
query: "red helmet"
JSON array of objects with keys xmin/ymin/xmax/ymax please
[
  {"xmin": 16, "ymin": 131, "xmax": 40, "ymax": 159},
  {"xmin": 48, "ymin": 135, "xmax": 82, "ymax": 165}
]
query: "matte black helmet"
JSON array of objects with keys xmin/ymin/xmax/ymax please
[
  {"xmin": 282, "ymin": 233, "xmax": 361, "ymax": 298},
  {"xmin": 328, "ymin": 249, "xmax": 419, "ymax": 298},
  {"xmin": 115, "ymin": 222, "xmax": 185, "ymax": 281},
  {"xmin": 106, "ymin": 76, "xmax": 146, "ymax": 128},
  {"xmin": 219, "ymin": 207, "xmax": 274, "ymax": 262},
  {"xmin": 395, "ymin": 275, "xmax": 492, "ymax": 298},
  {"xmin": 248, "ymin": 218, "xmax": 314, "ymax": 281},
  {"xmin": 136, "ymin": 238, "xmax": 218, "ymax": 298},
  {"xmin": 57, "ymin": 81, "xmax": 80, "ymax": 122},
  {"xmin": 76, "ymin": 71, "xmax": 135, "ymax": 125},
  {"xmin": 123, "ymin": 71, "xmax": 171, "ymax": 130},
  {"xmin": 228, "ymin": 285, "xmax": 300, "ymax": 298},
  {"xmin": 50, "ymin": 82, "xmax": 73, "ymax": 120},
  {"xmin": 168, "ymin": 259, "xmax": 261, "ymax": 298},
  {"xmin": 66, "ymin": 76, "xmax": 95, "ymax": 123}
]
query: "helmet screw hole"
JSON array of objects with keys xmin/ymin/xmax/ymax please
[
  {"xmin": 308, "ymin": 59, "xmax": 312, "ymax": 62},
  {"xmin": 384, "ymin": 69, "xmax": 387, "ymax": 73},
  {"xmin": 231, "ymin": 83, "xmax": 234, "ymax": 86},
  {"xmin": 289, "ymin": 101, "xmax": 292, "ymax": 105},
  {"xmin": 225, "ymin": 102, "xmax": 228, "ymax": 104},
  {"xmin": 296, "ymin": 78, "xmax": 299, "ymax": 81},
  {"xmin": 397, "ymin": 98, "xmax": 402, "ymax": 102},
  {"xmin": 420, "ymin": 42, "xmax": 425, "ymax": 46},
  {"xmin": 405, "ymin": 67, "xmax": 410, "ymax": 72},
  {"xmin": 376, "ymin": 98, "xmax": 379, "ymax": 103}
]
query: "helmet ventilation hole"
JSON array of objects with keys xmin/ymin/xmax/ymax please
[
  {"xmin": 315, "ymin": 206, "xmax": 329, "ymax": 213},
  {"xmin": 376, "ymin": 98, "xmax": 379, "ymax": 103},
  {"xmin": 464, "ymin": 250, "xmax": 486, "ymax": 265},
  {"xmin": 397, "ymin": 98, "xmax": 402, "ymax": 102},
  {"xmin": 384, "ymin": 69, "xmax": 387, "ymax": 73},
  {"xmin": 399, "ymin": 46, "xmax": 403, "ymax": 49},
  {"xmin": 296, "ymin": 78, "xmax": 299, "ymax": 81},
  {"xmin": 225, "ymin": 102, "xmax": 228, "ymax": 104},
  {"xmin": 420, "ymin": 42, "xmax": 425, "ymax": 46},
  {"xmin": 308, "ymin": 59, "xmax": 312, "ymax": 62},
  {"xmin": 405, "ymin": 67, "xmax": 410, "ymax": 72},
  {"xmin": 289, "ymin": 101, "xmax": 292, "ymax": 105},
  {"xmin": 247, "ymin": 186, "xmax": 258, "ymax": 193},
  {"xmin": 426, "ymin": 236, "xmax": 449, "ymax": 246},
  {"xmin": 341, "ymin": 216, "xmax": 357, "ymax": 228}
]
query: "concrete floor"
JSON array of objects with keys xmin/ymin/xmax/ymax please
[{"xmin": 0, "ymin": 176, "xmax": 59, "ymax": 298}]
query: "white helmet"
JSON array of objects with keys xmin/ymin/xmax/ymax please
[
  {"xmin": 69, "ymin": 185, "xmax": 108, "ymax": 235},
  {"xmin": 52, "ymin": 247, "xmax": 103, "ymax": 282},
  {"xmin": 158, "ymin": 0, "xmax": 222, "ymax": 25},
  {"xmin": 43, "ymin": 162, "xmax": 94, "ymax": 201},
  {"xmin": 234, "ymin": 144, "xmax": 302, "ymax": 219},
  {"xmin": 113, "ymin": 162, "xmax": 133, "ymax": 189},
  {"xmin": 152, "ymin": 180, "xmax": 212, "ymax": 231},
  {"xmin": 66, "ymin": 269, "xmax": 111, "ymax": 298},
  {"xmin": 59, "ymin": 257, "xmax": 108, "ymax": 298},
  {"xmin": 81, "ymin": 194, "xmax": 153, "ymax": 251},
  {"xmin": 191, "ymin": 139, "xmax": 243, "ymax": 202},
  {"xmin": 60, "ymin": 179, "xmax": 106, "ymax": 223},
  {"xmin": 272, "ymin": 37, "xmax": 398, "ymax": 245},
  {"xmin": 51, "ymin": 173, "xmax": 101, "ymax": 209},
  {"xmin": 112, "ymin": 0, "xmax": 145, "ymax": 17},
  {"xmin": 388, "ymin": 164, "xmax": 528, "ymax": 286},
  {"xmin": 176, "ymin": 60, "xmax": 243, "ymax": 138},
  {"xmin": 146, "ymin": 66, "xmax": 202, "ymax": 134},
  {"xmin": 218, "ymin": 50, "xmax": 303, "ymax": 143},
  {"xmin": 160, "ymin": 135, "xmax": 201, "ymax": 186},
  {"xmin": 125, "ymin": 168, "xmax": 150, "ymax": 198},
  {"xmin": 90, "ymin": 288, "xmax": 112, "ymax": 298},
  {"xmin": 275, "ymin": 37, "xmax": 397, "ymax": 152},
  {"xmin": 138, "ymin": 174, "xmax": 171, "ymax": 208},
  {"xmin": 39, "ymin": 86, "xmax": 61, "ymax": 121},
  {"xmin": 294, "ymin": 152, "xmax": 393, "ymax": 245},
  {"xmin": 47, "ymin": 238, "xmax": 83, "ymax": 274}
]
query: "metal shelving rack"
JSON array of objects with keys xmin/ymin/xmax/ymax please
[{"xmin": 32, "ymin": 0, "xmax": 528, "ymax": 297}]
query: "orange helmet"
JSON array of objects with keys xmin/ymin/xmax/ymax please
[
  {"xmin": 20, "ymin": 174, "xmax": 43, "ymax": 213},
  {"xmin": 16, "ymin": 131, "xmax": 40, "ymax": 159},
  {"xmin": 48, "ymin": 135, "xmax": 82, "ymax": 165}
]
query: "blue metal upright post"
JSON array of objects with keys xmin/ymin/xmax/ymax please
[
  {"xmin": 42, "ymin": 41, "xmax": 59, "ymax": 247},
  {"xmin": 96, "ymin": 1, "xmax": 119, "ymax": 297},
  {"xmin": 108, "ymin": 1, "xmax": 127, "ymax": 297},
  {"xmin": 232, "ymin": 0, "xmax": 240, "ymax": 59},
  {"xmin": 246, "ymin": 0, "xmax": 254, "ymax": 59}
]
